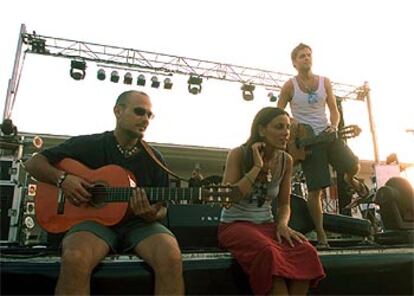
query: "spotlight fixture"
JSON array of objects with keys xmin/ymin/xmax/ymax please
[
  {"xmin": 356, "ymin": 85, "xmax": 367, "ymax": 101},
  {"xmin": 241, "ymin": 83, "xmax": 255, "ymax": 101},
  {"xmin": 0, "ymin": 119, "xmax": 17, "ymax": 136},
  {"xmin": 123, "ymin": 72, "xmax": 133, "ymax": 85},
  {"xmin": 163, "ymin": 78, "xmax": 173, "ymax": 90},
  {"xmin": 97, "ymin": 68, "xmax": 106, "ymax": 81},
  {"xmin": 70, "ymin": 59, "xmax": 87, "ymax": 81},
  {"xmin": 268, "ymin": 92, "xmax": 278, "ymax": 102},
  {"xmin": 151, "ymin": 76, "xmax": 160, "ymax": 88},
  {"xmin": 110, "ymin": 70, "xmax": 120, "ymax": 83},
  {"xmin": 31, "ymin": 38, "xmax": 47, "ymax": 54},
  {"xmin": 137, "ymin": 74, "xmax": 146, "ymax": 86},
  {"xmin": 188, "ymin": 76, "xmax": 203, "ymax": 95}
]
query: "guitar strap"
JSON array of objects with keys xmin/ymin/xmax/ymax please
[{"xmin": 140, "ymin": 140, "xmax": 188, "ymax": 182}]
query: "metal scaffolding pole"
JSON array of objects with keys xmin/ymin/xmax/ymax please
[
  {"xmin": 2, "ymin": 24, "xmax": 26, "ymax": 121},
  {"xmin": 364, "ymin": 81, "xmax": 380, "ymax": 163}
]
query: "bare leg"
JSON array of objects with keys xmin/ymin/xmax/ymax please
[
  {"xmin": 268, "ymin": 277, "xmax": 289, "ymax": 296},
  {"xmin": 307, "ymin": 190, "xmax": 328, "ymax": 245},
  {"xmin": 55, "ymin": 231, "xmax": 109, "ymax": 295},
  {"xmin": 135, "ymin": 233, "xmax": 184, "ymax": 295},
  {"xmin": 288, "ymin": 280, "xmax": 310, "ymax": 296}
]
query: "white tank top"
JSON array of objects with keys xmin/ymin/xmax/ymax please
[{"xmin": 290, "ymin": 76, "xmax": 329, "ymax": 135}]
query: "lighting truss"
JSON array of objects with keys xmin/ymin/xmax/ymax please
[{"xmin": 21, "ymin": 31, "xmax": 365, "ymax": 100}]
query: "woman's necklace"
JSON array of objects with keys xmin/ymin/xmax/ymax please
[
  {"xmin": 265, "ymin": 168, "xmax": 273, "ymax": 183},
  {"xmin": 116, "ymin": 143, "xmax": 140, "ymax": 158}
]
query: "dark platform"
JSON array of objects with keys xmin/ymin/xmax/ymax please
[{"xmin": 1, "ymin": 243, "xmax": 413, "ymax": 295}]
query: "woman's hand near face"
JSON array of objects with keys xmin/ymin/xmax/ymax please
[{"xmin": 251, "ymin": 142, "xmax": 265, "ymax": 169}]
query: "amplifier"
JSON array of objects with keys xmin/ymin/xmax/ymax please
[
  {"xmin": 0, "ymin": 157, "xmax": 48, "ymax": 246},
  {"xmin": 289, "ymin": 194, "xmax": 372, "ymax": 237},
  {"xmin": 167, "ymin": 204, "xmax": 222, "ymax": 250},
  {"xmin": 0, "ymin": 158, "xmax": 26, "ymax": 244},
  {"xmin": 0, "ymin": 185, "xmax": 15, "ymax": 241}
]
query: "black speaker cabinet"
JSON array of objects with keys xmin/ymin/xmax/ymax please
[
  {"xmin": 167, "ymin": 204, "xmax": 222, "ymax": 250},
  {"xmin": 0, "ymin": 185, "xmax": 15, "ymax": 241},
  {"xmin": 289, "ymin": 194, "xmax": 372, "ymax": 237}
]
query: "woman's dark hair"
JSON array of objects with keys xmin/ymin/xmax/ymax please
[{"xmin": 242, "ymin": 107, "xmax": 289, "ymax": 172}]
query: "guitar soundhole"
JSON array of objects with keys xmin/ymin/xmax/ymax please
[{"xmin": 90, "ymin": 184, "xmax": 107, "ymax": 208}]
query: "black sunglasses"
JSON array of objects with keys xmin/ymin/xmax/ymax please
[{"xmin": 133, "ymin": 107, "xmax": 154, "ymax": 119}]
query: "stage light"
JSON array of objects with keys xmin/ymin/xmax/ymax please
[
  {"xmin": 151, "ymin": 76, "xmax": 160, "ymax": 88},
  {"xmin": 188, "ymin": 76, "xmax": 203, "ymax": 95},
  {"xmin": 137, "ymin": 74, "xmax": 146, "ymax": 86},
  {"xmin": 356, "ymin": 85, "xmax": 368, "ymax": 101},
  {"xmin": 164, "ymin": 78, "xmax": 173, "ymax": 89},
  {"xmin": 123, "ymin": 72, "xmax": 133, "ymax": 84},
  {"xmin": 97, "ymin": 69, "xmax": 106, "ymax": 81},
  {"xmin": 241, "ymin": 83, "xmax": 255, "ymax": 101},
  {"xmin": 0, "ymin": 119, "xmax": 17, "ymax": 136},
  {"xmin": 31, "ymin": 38, "xmax": 47, "ymax": 54},
  {"xmin": 268, "ymin": 92, "xmax": 278, "ymax": 102},
  {"xmin": 110, "ymin": 70, "xmax": 120, "ymax": 83},
  {"xmin": 70, "ymin": 59, "xmax": 86, "ymax": 80}
]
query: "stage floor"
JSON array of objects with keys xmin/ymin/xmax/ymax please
[{"xmin": 1, "ymin": 243, "xmax": 413, "ymax": 295}]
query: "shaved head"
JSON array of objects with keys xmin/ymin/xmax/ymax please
[{"xmin": 115, "ymin": 90, "xmax": 149, "ymax": 107}]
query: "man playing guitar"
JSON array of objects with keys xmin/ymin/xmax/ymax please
[
  {"xmin": 277, "ymin": 43, "xmax": 369, "ymax": 249},
  {"xmin": 25, "ymin": 90, "xmax": 184, "ymax": 295}
]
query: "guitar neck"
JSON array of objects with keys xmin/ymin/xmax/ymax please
[{"xmin": 91, "ymin": 187, "xmax": 203, "ymax": 203}]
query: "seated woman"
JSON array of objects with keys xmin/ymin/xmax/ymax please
[{"xmin": 218, "ymin": 107, "xmax": 325, "ymax": 295}]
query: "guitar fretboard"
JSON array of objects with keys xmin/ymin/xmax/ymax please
[{"xmin": 90, "ymin": 187, "xmax": 204, "ymax": 203}]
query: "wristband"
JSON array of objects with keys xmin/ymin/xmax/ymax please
[{"xmin": 56, "ymin": 172, "xmax": 68, "ymax": 188}]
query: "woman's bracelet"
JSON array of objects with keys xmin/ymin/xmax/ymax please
[{"xmin": 244, "ymin": 173, "xmax": 255, "ymax": 185}]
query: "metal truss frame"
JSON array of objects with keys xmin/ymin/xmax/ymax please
[
  {"xmin": 2, "ymin": 25, "xmax": 378, "ymax": 162},
  {"xmin": 21, "ymin": 31, "xmax": 366, "ymax": 100}
]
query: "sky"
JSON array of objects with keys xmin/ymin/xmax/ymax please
[{"xmin": 1, "ymin": 0, "xmax": 413, "ymax": 171}]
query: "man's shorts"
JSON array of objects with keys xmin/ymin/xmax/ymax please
[
  {"xmin": 65, "ymin": 219, "xmax": 175, "ymax": 253},
  {"xmin": 301, "ymin": 137, "xmax": 359, "ymax": 192}
]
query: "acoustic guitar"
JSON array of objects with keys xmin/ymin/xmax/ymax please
[
  {"xmin": 288, "ymin": 123, "xmax": 361, "ymax": 165},
  {"xmin": 34, "ymin": 158, "xmax": 238, "ymax": 233}
]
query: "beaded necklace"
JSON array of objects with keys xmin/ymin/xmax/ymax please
[{"xmin": 116, "ymin": 143, "xmax": 140, "ymax": 158}]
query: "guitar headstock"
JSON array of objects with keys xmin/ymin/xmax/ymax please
[
  {"xmin": 200, "ymin": 185, "xmax": 241, "ymax": 207},
  {"xmin": 339, "ymin": 124, "xmax": 362, "ymax": 140}
]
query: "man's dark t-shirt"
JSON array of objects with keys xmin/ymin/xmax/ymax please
[{"xmin": 41, "ymin": 131, "xmax": 168, "ymax": 192}]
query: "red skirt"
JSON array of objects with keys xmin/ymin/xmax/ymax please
[{"xmin": 218, "ymin": 222, "xmax": 326, "ymax": 295}]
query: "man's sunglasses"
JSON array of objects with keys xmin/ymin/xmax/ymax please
[{"xmin": 133, "ymin": 107, "xmax": 154, "ymax": 119}]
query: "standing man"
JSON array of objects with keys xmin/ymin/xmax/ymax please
[
  {"xmin": 25, "ymin": 90, "xmax": 185, "ymax": 295},
  {"xmin": 277, "ymin": 43, "xmax": 368, "ymax": 248}
]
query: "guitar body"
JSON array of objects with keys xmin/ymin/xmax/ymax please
[
  {"xmin": 288, "ymin": 123, "xmax": 361, "ymax": 165},
  {"xmin": 288, "ymin": 123, "xmax": 312, "ymax": 164},
  {"xmin": 35, "ymin": 158, "xmax": 133, "ymax": 234}
]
